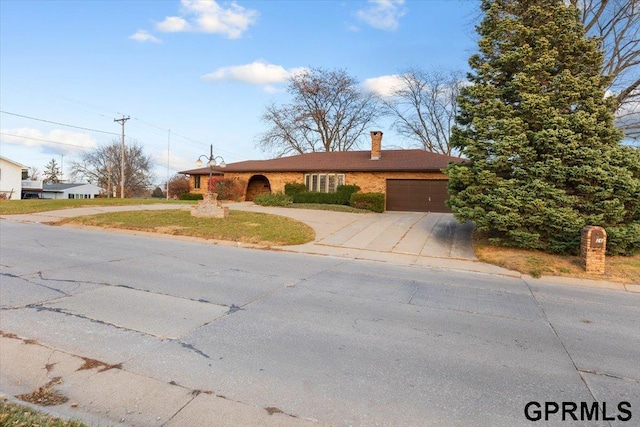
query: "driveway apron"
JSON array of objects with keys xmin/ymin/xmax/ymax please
[{"xmin": 226, "ymin": 203, "xmax": 477, "ymax": 263}]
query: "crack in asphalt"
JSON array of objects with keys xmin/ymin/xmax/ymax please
[
  {"xmin": 521, "ymin": 277, "xmax": 608, "ymax": 423},
  {"xmin": 30, "ymin": 306, "xmax": 157, "ymax": 338},
  {"xmin": 176, "ymin": 341, "xmax": 212, "ymax": 359},
  {"xmin": 578, "ymin": 369, "xmax": 640, "ymax": 383},
  {"xmin": 1, "ymin": 271, "xmax": 70, "ymax": 299}
]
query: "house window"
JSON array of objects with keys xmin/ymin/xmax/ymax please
[
  {"xmin": 304, "ymin": 173, "xmax": 346, "ymax": 193},
  {"xmin": 194, "ymin": 175, "xmax": 201, "ymax": 189}
]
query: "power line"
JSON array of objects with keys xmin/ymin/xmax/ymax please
[
  {"xmin": 0, "ymin": 132, "xmax": 94, "ymax": 149},
  {"xmin": 0, "ymin": 111, "xmax": 120, "ymax": 136}
]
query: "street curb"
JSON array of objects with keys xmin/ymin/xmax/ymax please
[{"xmin": 1, "ymin": 204, "xmax": 634, "ymax": 292}]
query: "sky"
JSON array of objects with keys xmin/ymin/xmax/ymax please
[{"xmin": 0, "ymin": 0, "xmax": 481, "ymax": 186}]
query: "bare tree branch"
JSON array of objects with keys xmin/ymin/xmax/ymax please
[
  {"xmin": 570, "ymin": 0, "xmax": 639, "ymax": 106},
  {"xmin": 257, "ymin": 68, "xmax": 382, "ymax": 157},
  {"xmin": 70, "ymin": 139, "xmax": 153, "ymax": 197},
  {"xmin": 381, "ymin": 68, "xmax": 463, "ymax": 155}
]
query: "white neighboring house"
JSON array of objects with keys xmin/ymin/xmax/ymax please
[
  {"xmin": 0, "ymin": 156, "xmax": 27, "ymax": 200},
  {"xmin": 42, "ymin": 183, "xmax": 104, "ymax": 199}
]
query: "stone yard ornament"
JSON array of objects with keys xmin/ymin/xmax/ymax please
[
  {"xmin": 191, "ymin": 144, "xmax": 228, "ymax": 218},
  {"xmin": 191, "ymin": 192, "xmax": 229, "ymax": 218}
]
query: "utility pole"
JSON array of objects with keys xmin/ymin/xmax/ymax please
[
  {"xmin": 166, "ymin": 129, "xmax": 171, "ymax": 200},
  {"xmin": 114, "ymin": 115, "xmax": 130, "ymax": 198},
  {"xmin": 107, "ymin": 161, "xmax": 112, "ymax": 198}
]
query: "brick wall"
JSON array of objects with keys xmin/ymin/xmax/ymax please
[
  {"xmin": 347, "ymin": 171, "xmax": 448, "ymax": 193},
  {"xmin": 224, "ymin": 172, "xmax": 304, "ymax": 200},
  {"xmin": 581, "ymin": 226, "xmax": 607, "ymax": 274},
  {"xmin": 190, "ymin": 171, "xmax": 448, "ymax": 201}
]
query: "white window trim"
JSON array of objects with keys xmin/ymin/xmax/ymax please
[{"xmin": 304, "ymin": 173, "xmax": 346, "ymax": 193}]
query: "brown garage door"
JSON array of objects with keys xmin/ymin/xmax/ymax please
[{"xmin": 386, "ymin": 179, "xmax": 451, "ymax": 212}]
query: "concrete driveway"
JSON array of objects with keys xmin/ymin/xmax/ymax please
[{"xmin": 225, "ymin": 203, "xmax": 505, "ymax": 275}]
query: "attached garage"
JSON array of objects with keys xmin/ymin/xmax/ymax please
[{"xmin": 386, "ymin": 179, "xmax": 451, "ymax": 212}]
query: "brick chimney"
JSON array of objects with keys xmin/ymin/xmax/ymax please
[{"xmin": 370, "ymin": 131, "xmax": 382, "ymax": 160}]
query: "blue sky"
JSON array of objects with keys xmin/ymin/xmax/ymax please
[{"xmin": 0, "ymin": 0, "xmax": 480, "ymax": 185}]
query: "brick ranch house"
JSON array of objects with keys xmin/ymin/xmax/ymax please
[{"xmin": 179, "ymin": 131, "xmax": 464, "ymax": 212}]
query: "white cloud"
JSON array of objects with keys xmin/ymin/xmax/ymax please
[
  {"xmin": 154, "ymin": 149, "xmax": 194, "ymax": 174},
  {"xmin": 129, "ymin": 30, "xmax": 162, "ymax": 43},
  {"xmin": 363, "ymin": 74, "xmax": 405, "ymax": 97},
  {"xmin": 156, "ymin": 16, "xmax": 191, "ymax": 32},
  {"xmin": 202, "ymin": 61, "xmax": 308, "ymax": 86},
  {"xmin": 155, "ymin": 0, "xmax": 259, "ymax": 39},
  {"xmin": 0, "ymin": 128, "xmax": 97, "ymax": 155},
  {"xmin": 356, "ymin": 0, "xmax": 406, "ymax": 31}
]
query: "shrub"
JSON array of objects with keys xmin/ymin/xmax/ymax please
[
  {"xmin": 293, "ymin": 191, "xmax": 341, "ymax": 204},
  {"xmin": 214, "ymin": 178, "xmax": 245, "ymax": 201},
  {"xmin": 284, "ymin": 182, "xmax": 307, "ymax": 196},
  {"xmin": 179, "ymin": 193, "xmax": 204, "ymax": 200},
  {"xmin": 151, "ymin": 187, "xmax": 164, "ymax": 198},
  {"xmin": 350, "ymin": 192, "xmax": 385, "ymax": 213},
  {"xmin": 253, "ymin": 192, "xmax": 292, "ymax": 207},
  {"xmin": 605, "ymin": 223, "xmax": 640, "ymax": 256},
  {"xmin": 290, "ymin": 184, "xmax": 360, "ymax": 205},
  {"xmin": 336, "ymin": 185, "xmax": 360, "ymax": 203}
]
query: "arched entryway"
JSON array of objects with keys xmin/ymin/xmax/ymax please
[{"xmin": 245, "ymin": 175, "xmax": 271, "ymax": 201}]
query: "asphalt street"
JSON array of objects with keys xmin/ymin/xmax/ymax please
[{"xmin": 1, "ymin": 219, "xmax": 639, "ymax": 426}]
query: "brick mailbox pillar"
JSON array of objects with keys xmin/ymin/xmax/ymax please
[{"xmin": 581, "ymin": 226, "xmax": 607, "ymax": 274}]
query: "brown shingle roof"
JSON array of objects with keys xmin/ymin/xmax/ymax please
[
  {"xmin": 178, "ymin": 168, "xmax": 225, "ymax": 175},
  {"xmin": 180, "ymin": 150, "xmax": 463, "ymax": 175}
]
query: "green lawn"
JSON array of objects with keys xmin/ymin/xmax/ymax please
[
  {"xmin": 285, "ymin": 203, "xmax": 372, "ymax": 213},
  {"xmin": 0, "ymin": 401, "xmax": 89, "ymax": 427},
  {"xmin": 59, "ymin": 210, "xmax": 315, "ymax": 246},
  {"xmin": 0, "ymin": 198, "xmax": 192, "ymax": 215}
]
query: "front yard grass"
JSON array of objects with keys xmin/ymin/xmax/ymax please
[
  {"xmin": 475, "ymin": 239, "xmax": 640, "ymax": 284},
  {"xmin": 0, "ymin": 198, "xmax": 191, "ymax": 215},
  {"xmin": 58, "ymin": 210, "xmax": 315, "ymax": 246},
  {"xmin": 285, "ymin": 203, "xmax": 372, "ymax": 213},
  {"xmin": 0, "ymin": 401, "xmax": 88, "ymax": 427}
]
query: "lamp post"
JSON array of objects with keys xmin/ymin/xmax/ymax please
[{"xmin": 196, "ymin": 144, "xmax": 226, "ymax": 196}]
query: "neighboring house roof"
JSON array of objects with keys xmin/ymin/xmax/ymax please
[
  {"xmin": 0, "ymin": 156, "xmax": 27, "ymax": 168},
  {"xmin": 180, "ymin": 149, "xmax": 463, "ymax": 175},
  {"xmin": 43, "ymin": 183, "xmax": 102, "ymax": 192}
]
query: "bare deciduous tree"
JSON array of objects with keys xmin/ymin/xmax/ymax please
[
  {"xmin": 258, "ymin": 68, "xmax": 382, "ymax": 157},
  {"xmin": 28, "ymin": 167, "xmax": 39, "ymax": 180},
  {"xmin": 70, "ymin": 139, "xmax": 153, "ymax": 198},
  {"xmin": 569, "ymin": 0, "xmax": 639, "ymax": 109},
  {"xmin": 382, "ymin": 68, "xmax": 463, "ymax": 155}
]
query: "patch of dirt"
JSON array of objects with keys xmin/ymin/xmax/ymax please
[
  {"xmin": 17, "ymin": 377, "xmax": 69, "ymax": 406},
  {"xmin": 265, "ymin": 406, "xmax": 284, "ymax": 415},
  {"xmin": 0, "ymin": 331, "xmax": 19, "ymax": 339},
  {"xmin": 154, "ymin": 225, "xmax": 188, "ymax": 234},
  {"xmin": 475, "ymin": 244, "xmax": 639, "ymax": 283},
  {"xmin": 77, "ymin": 357, "xmax": 121, "ymax": 372}
]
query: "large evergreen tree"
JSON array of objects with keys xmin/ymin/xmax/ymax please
[{"xmin": 446, "ymin": 0, "xmax": 640, "ymax": 255}]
